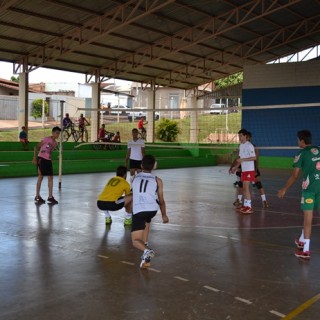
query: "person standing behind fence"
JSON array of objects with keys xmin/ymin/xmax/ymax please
[
  {"xmin": 32, "ymin": 126, "xmax": 61, "ymax": 205},
  {"xmin": 278, "ymin": 130, "xmax": 320, "ymax": 260}
]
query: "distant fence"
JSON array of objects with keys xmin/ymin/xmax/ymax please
[{"xmin": 0, "ymin": 96, "xmax": 18, "ymax": 120}]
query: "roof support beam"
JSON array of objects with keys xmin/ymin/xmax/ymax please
[
  {"xmin": 97, "ymin": 0, "xmax": 301, "ymax": 77},
  {"xmin": 14, "ymin": 0, "xmax": 175, "ymax": 71}
]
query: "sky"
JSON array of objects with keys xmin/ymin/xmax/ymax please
[{"xmin": 0, "ymin": 61, "xmax": 130, "ymax": 85}]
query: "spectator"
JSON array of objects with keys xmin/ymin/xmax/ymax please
[
  {"xmin": 19, "ymin": 126, "xmax": 29, "ymax": 150},
  {"xmin": 62, "ymin": 113, "xmax": 73, "ymax": 130}
]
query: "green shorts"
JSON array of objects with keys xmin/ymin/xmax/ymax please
[{"xmin": 301, "ymin": 190, "xmax": 320, "ymax": 211}]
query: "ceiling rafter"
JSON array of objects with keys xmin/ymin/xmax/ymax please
[
  {"xmin": 0, "ymin": 0, "xmax": 20, "ymax": 13},
  {"xmin": 95, "ymin": 0, "xmax": 301, "ymax": 77},
  {"xmin": 137, "ymin": 15, "xmax": 320, "ymax": 87},
  {"xmin": 14, "ymin": 0, "xmax": 175, "ymax": 71}
]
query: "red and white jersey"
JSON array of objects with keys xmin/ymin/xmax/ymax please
[{"xmin": 239, "ymin": 141, "xmax": 255, "ymax": 172}]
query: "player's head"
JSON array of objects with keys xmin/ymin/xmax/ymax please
[
  {"xmin": 65, "ymin": 113, "xmax": 69, "ymax": 117},
  {"xmin": 80, "ymin": 113, "xmax": 83, "ymax": 117},
  {"xmin": 141, "ymin": 155, "xmax": 157, "ymax": 171},
  {"xmin": 238, "ymin": 128, "xmax": 249, "ymax": 142},
  {"xmin": 116, "ymin": 165, "xmax": 127, "ymax": 178},
  {"xmin": 132, "ymin": 128, "xmax": 139, "ymax": 138},
  {"xmin": 297, "ymin": 130, "xmax": 312, "ymax": 145},
  {"xmin": 52, "ymin": 126, "xmax": 62, "ymax": 139}
]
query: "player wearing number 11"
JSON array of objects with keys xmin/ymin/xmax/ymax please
[{"xmin": 131, "ymin": 155, "xmax": 169, "ymax": 269}]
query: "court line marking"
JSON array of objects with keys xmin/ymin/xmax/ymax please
[
  {"xmin": 97, "ymin": 255, "xmax": 109, "ymax": 259},
  {"xmin": 269, "ymin": 310, "xmax": 286, "ymax": 318},
  {"xmin": 95, "ymin": 254, "xmax": 291, "ymax": 317},
  {"xmin": 203, "ymin": 285, "xmax": 220, "ymax": 292},
  {"xmin": 121, "ymin": 261, "xmax": 135, "ymax": 265},
  {"xmin": 174, "ymin": 276, "xmax": 189, "ymax": 282},
  {"xmin": 235, "ymin": 297, "xmax": 253, "ymax": 305},
  {"xmin": 282, "ymin": 293, "xmax": 320, "ymax": 319}
]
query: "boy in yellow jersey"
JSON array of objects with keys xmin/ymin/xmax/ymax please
[{"xmin": 97, "ymin": 166, "xmax": 132, "ymax": 225}]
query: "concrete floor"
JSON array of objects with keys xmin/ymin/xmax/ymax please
[{"xmin": 1, "ymin": 166, "xmax": 320, "ymax": 320}]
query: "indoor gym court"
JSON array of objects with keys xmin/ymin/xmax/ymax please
[{"xmin": 1, "ymin": 166, "xmax": 320, "ymax": 320}]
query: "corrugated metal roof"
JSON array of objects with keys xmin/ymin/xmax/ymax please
[{"xmin": 0, "ymin": 0, "xmax": 319, "ymax": 90}]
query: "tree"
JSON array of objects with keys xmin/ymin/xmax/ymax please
[
  {"xmin": 155, "ymin": 118, "xmax": 181, "ymax": 142},
  {"xmin": 31, "ymin": 99, "xmax": 49, "ymax": 120},
  {"xmin": 215, "ymin": 72, "xmax": 243, "ymax": 89},
  {"xmin": 11, "ymin": 76, "xmax": 19, "ymax": 83}
]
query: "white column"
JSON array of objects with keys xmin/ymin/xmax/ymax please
[
  {"xmin": 91, "ymin": 82, "xmax": 100, "ymax": 142},
  {"xmin": 144, "ymin": 88, "xmax": 155, "ymax": 143},
  {"xmin": 18, "ymin": 72, "xmax": 28, "ymax": 140},
  {"xmin": 189, "ymin": 95, "xmax": 198, "ymax": 143}
]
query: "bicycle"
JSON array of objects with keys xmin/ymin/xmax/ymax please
[
  {"xmin": 138, "ymin": 129, "xmax": 147, "ymax": 140},
  {"xmin": 93, "ymin": 132, "xmax": 115, "ymax": 150},
  {"xmin": 62, "ymin": 124, "xmax": 80, "ymax": 142}
]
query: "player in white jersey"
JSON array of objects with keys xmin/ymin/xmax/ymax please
[
  {"xmin": 131, "ymin": 155, "xmax": 169, "ymax": 268},
  {"xmin": 125, "ymin": 128, "xmax": 145, "ymax": 184},
  {"xmin": 231, "ymin": 129, "xmax": 256, "ymax": 214}
]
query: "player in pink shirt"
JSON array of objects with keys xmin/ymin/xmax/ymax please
[{"xmin": 32, "ymin": 126, "xmax": 61, "ymax": 204}]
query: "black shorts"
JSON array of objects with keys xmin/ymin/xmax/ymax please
[
  {"xmin": 129, "ymin": 159, "xmax": 142, "ymax": 170},
  {"xmin": 97, "ymin": 197, "xmax": 125, "ymax": 211},
  {"xmin": 255, "ymin": 169, "xmax": 261, "ymax": 178},
  {"xmin": 37, "ymin": 157, "xmax": 53, "ymax": 176},
  {"xmin": 131, "ymin": 211, "xmax": 157, "ymax": 232}
]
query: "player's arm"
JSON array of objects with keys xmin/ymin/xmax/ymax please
[
  {"xmin": 229, "ymin": 156, "xmax": 240, "ymax": 174},
  {"xmin": 32, "ymin": 141, "xmax": 42, "ymax": 164},
  {"xmin": 157, "ymin": 177, "xmax": 169, "ymax": 223},
  {"xmin": 277, "ymin": 167, "xmax": 301, "ymax": 198},
  {"xmin": 125, "ymin": 147, "xmax": 131, "ymax": 166},
  {"xmin": 141, "ymin": 146, "xmax": 145, "ymax": 157}
]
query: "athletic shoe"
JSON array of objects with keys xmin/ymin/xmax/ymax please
[
  {"xmin": 262, "ymin": 200, "xmax": 269, "ymax": 208},
  {"xmin": 105, "ymin": 217, "xmax": 112, "ymax": 225},
  {"xmin": 124, "ymin": 217, "xmax": 132, "ymax": 226},
  {"xmin": 294, "ymin": 238, "xmax": 305, "ymax": 249},
  {"xmin": 34, "ymin": 196, "xmax": 45, "ymax": 204},
  {"xmin": 236, "ymin": 205, "xmax": 246, "ymax": 212},
  {"xmin": 47, "ymin": 197, "xmax": 58, "ymax": 205},
  {"xmin": 233, "ymin": 199, "xmax": 242, "ymax": 207},
  {"xmin": 295, "ymin": 250, "xmax": 311, "ymax": 259},
  {"xmin": 140, "ymin": 249, "xmax": 155, "ymax": 269},
  {"xmin": 239, "ymin": 206, "xmax": 253, "ymax": 214}
]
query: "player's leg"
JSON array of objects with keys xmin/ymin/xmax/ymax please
[
  {"xmin": 255, "ymin": 170, "xmax": 269, "ymax": 208},
  {"xmin": 97, "ymin": 200, "xmax": 114, "ymax": 225},
  {"xmin": 131, "ymin": 212, "xmax": 156, "ymax": 268},
  {"xmin": 295, "ymin": 191, "xmax": 316, "ymax": 259},
  {"xmin": 35, "ymin": 158, "xmax": 45, "ymax": 204},
  {"xmin": 124, "ymin": 194, "xmax": 133, "ymax": 226}
]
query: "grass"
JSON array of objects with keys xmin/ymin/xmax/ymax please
[{"xmin": 0, "ymin": 113, "xmax": 242, "ymax": 143}]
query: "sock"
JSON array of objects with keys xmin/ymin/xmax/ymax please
[
  {"xmin": 299, "ymin": 230, "xmax": 305, "ymax": 242},
  {"xmin": 237, "ymin": 194, "xmax": 242, "ymax": 202},
  {"xmin": 244, "ymin": 199, "xmax": 251, "ymax": 208},
  {"xmin": 125, "ymin": 212, "xmax": 132, "ymax": 219},
  {"xmin": 261, "ymin": 194, "xmax": 266, "ymax": 201},
  {"xmin": 303, "ymin": 239, "xmax": 310, "ymax": 252},
  {"xmin": 104, "ymin": 210, "xmax": 111, "ymax": 218}
]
